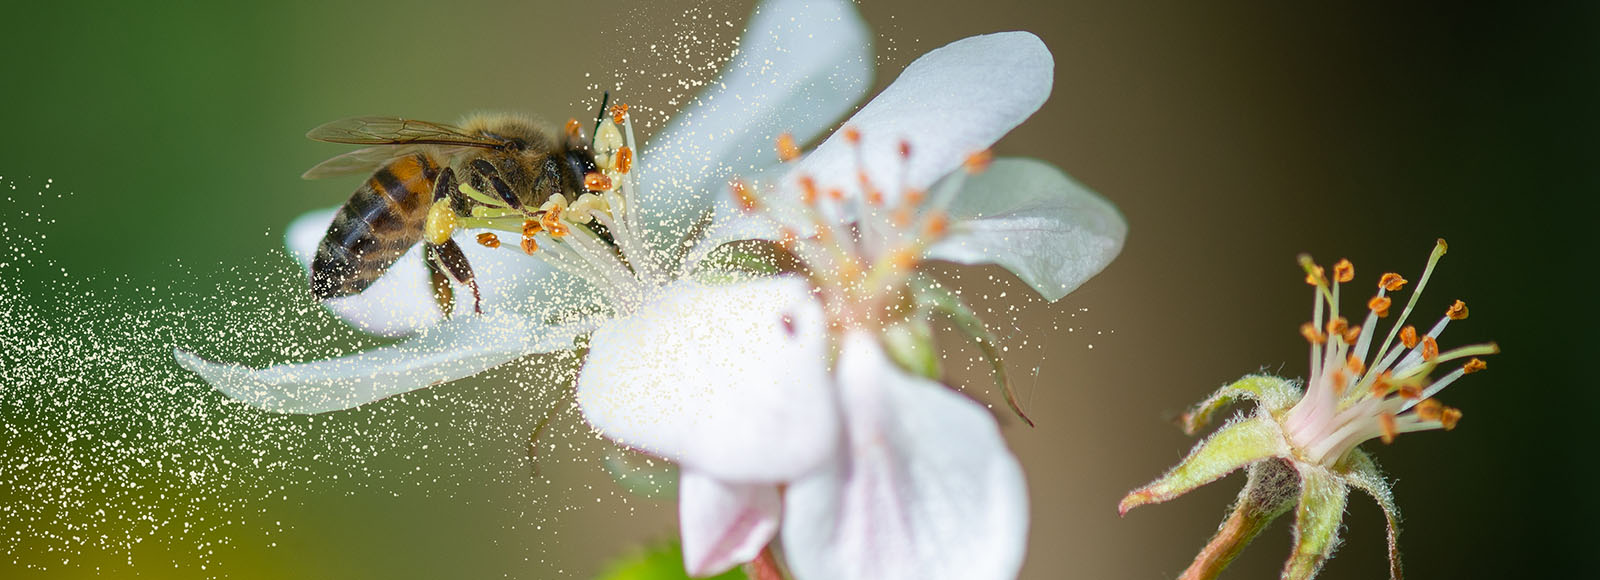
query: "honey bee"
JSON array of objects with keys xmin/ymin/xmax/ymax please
[{"xmin": 302, "ymin": 102, "xmax": 608, "ymax": 315}]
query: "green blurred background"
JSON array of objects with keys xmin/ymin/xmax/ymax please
[{"xmin": 1, "ymin": 0, "xmax": 1592, "ymax": 578}]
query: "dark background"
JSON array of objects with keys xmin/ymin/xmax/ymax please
[{"xmin": 0, "ymin": 1, "xmax": 1591, "ymax": 578}]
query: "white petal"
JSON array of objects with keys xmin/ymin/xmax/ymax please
[
  {"xmin": 176, "ymin": 312, "xmax": 594, "ymax": 414},
  {"xmin": 782, "ymin": 332, "xmax": 1029, "ymax": 580},
  {"xmin": 783, "ymin": 32, "xmax": 1054, "ymax": 211},
  {"xmin": 634, "ymin": 0, "xmax": 872, "ymax": 243},
  {"xmin": 576, "ymin": 277, "xmax": 837, "ymax": 482},
  {"xmin": 285, "ymin": 207, "xmax": 598, "ymax": 336},
  {"xmin": 926, "ymin": 158, "xmax": 1126, "ymax": 301},
  {"xmin": 678, "ymin": 469, "xmax": 781, "ymax": 577}
]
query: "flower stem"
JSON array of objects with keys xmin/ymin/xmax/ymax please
[
  {"xmin": 1179, "ymin": 504, "xmax": 1274, "ymax": 580},
  {"xmin": 745, "ymin": 546, "xmax": 787, "ymax": 580}
]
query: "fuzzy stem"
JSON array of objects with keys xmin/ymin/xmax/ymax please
[
  {"xmin": 1179, "ymin": 503, "xmax": 1275, "ymax": 580},
  {"xmin": 744, "ymin": 545, "xmax": 787, "ymax": 580}
]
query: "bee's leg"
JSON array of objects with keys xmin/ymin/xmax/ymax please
[
  {"xmin": 469, "ymin": 159, "xmax": 523, "ymax": 210},
  {"xmin": 424, "ymin": 252, "xmax": 455, "ymax": 318},
  {"xmin": 426, "ymin": 239, "xmax": 482, "ymax": 315}
]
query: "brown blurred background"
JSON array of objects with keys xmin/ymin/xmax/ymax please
[{"xmin": 1, "ymin": 1, "xmax": 1592, "ymax": 578}]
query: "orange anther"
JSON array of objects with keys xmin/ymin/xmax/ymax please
[
  {"xmin": 1333, "ymin": 259, "xmax": 1354, "ymax": 283},
  {"xmin": 540, "ymin": 206, "xmax": 568, "ymax": 237},
  {"xmin": 584, "ymin": 172, "xmax": 613, "ymax": 192},
  {"xmin": 776, "ymin": 133, "xmax": 801, "ymax": 162},
  {"xmin": 904, "ymin": 188, "xmax": 926, "ymax": 205},
  {"xmin": 1421, "ymin": 336, "xmax": 1439, "ymax": 361},
  {"xmin": 1463, "ymin": 358, "xmax": 1487, "ymax": 374},
  {"xmin": 1368, "ymin": 295, "xmax": 1392, "ymax": 317},
  {"xmin": 898, "ymin": 140, "xmax": 912, "ymax": 159},
  {"xmin": 964, "ymin": 150, "xmax": 993, "ymax": 174},
  {"xmin": 798, "ymin": 176, "xmax": 819, "ymax": 206},
  {"xmin": 1400, "ymin": 326, "xmax": 1419, "ymax": 349},
  {"xmin": 841, "ymin": 126, "xmax": 861, "ymax": 144},
  {"xmin": 609, "ymin": 103, "xmax": 630, "ymax": 124},
  {"xmin": 1446, "ymin": 300, "xmax": 1469, "ymax": 320},
  {"xmin": 731, "ymin": 179, "xmax": 759, "ymax": 212},
  {"xmin": 923, "ymin": 211, "xmax": 950, "ymax": 238},
  {"xmin": 1379, "ymin": 273, "xmax": 1407, "ymax": 292},
  {"xmin": 1398, "ymin": 383, "xmax": 1422, "ymax": 400},
  {"xmin": 1329, "ymin": 369, "xmax": 1348, "ymax": 391},
  {"xmin": 1378, "ymin": 412, "xmax": 1398, "ymax": 444},
  {"xmin": 1304, "ymin": 265, "xmax": 1326, "ymax": 286},
  {"xmin": 615, "ymin": 146, "xmax": 634, "ymax": 174},
  {"xmin": 476, "ymin": 232, "xmax": 501, "ymax": 248},
  {"xmin": 888, "ymin": 246, "xmax": 920, "ymax": 271},
  {"xmin": 1326, "ymin": 317, "xmax": 1349, "ymax": 339},
  {"xmin": 1369, "ymin": 372, "xmax": 1393, "ymax": 396},
  {"xmin": 891, "ymin": 206, "xmax": 914, "ymax": 228},
  {"xmin": 1342, "ymin": 325, "xmax": 1361, "ymax": 346},
  {"xmin": 864, "ymin": 186, "xmax": 884, "ymax": 206},
  {"xmin": 564, "ymin": 118, "xmax": 582, "ymax": 138},
  {"xmin": 522, "ymin": 219, "xmax": 541, "ymax": 237},
  {"xmin": 1300, "ymin": 322, "xmax": 1326, "ymax": 345},
  {"xmin": 520, "ymin": 235, "xmax": 539, "ymax": 255},
  {"xmin": 1439, "ymin": 407, "xmax": 1462, "ymax": 430},
  {"xmin": 1346, "ymin": 353, "xmax": 1365, "ymax": 376},
  {"xmin": 1416, "ymin": 399, "xmax": 1444, "ymax": 422},
  {"xmin": 827, "ymin": 188, "xmax": 844, "ymax": 201}
]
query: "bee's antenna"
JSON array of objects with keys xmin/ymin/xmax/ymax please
[{"xmin": 592, "ymin": 91, "xmax": 611, "ymax": 139}]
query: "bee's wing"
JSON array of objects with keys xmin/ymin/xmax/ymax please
[
  {"xmin": 302, "ymin": 145, "xmax": 472, "ymax": 179},
  {"xmin": 306, "ymin": 117, "xmax": 506, "ymax": 147}
]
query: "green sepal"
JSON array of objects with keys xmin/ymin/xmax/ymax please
[
  {"xmin": 910, "ymin": 274, "xmax": 1033, "ymax": 426},
  {"xmin": 1282, "ymin": 465, "xmax": 1351, "ymax": 580},
  {"xmin": 881, "ymin": 316, "xmax": 942, "ymax": 381},
  {"xmin": 1120, "ymin": 416, "xmax": 1288, "ymax": 515},
  {"xmin": 1338, "ymin": 449, "xmax": 1403, "ymax": 580},
  {"xmin": 597, "ymin": 540, "xmax": 747, "ymax": 580},
  {"xmin": 1180, "ymin": 375, "xmax": 1300, "ymax": 435}
]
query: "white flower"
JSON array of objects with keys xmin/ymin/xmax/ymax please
[
  {"xmin": 574, "ymin": 30, "xmax": 1128, "ymax": 579},
  {"xmin": 174, "ymin": 0, "xmax": 874, "ymax": 415}
]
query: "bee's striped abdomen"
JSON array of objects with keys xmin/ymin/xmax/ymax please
[{"xmin": 310, "ymin": 152, "xmax": 440, "ymax": 299}]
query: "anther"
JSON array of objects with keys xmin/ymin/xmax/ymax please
[
  {"xmin": 564, "ymin": 118, "xmax": 582, "ymax": 138},
  {"xmin": 584, "ymin": 172, "xmax": 613, "ymax": 192},
  {"xmin": 898, "ymin": 140, "xmax": 912, "ymax": 159},
  {"xmin": 1421, "ymin": 336, "xmax": 1439, "ymax": 361},
  {"xmin": 842, "ymin": 126, "xmax": 861, "ymax": 144},
  {"xmin": 923, "ymin": 212, "xmax": 950, "ymax": 238},
  {"xmin": 888, "ymin": 246, "xmax": 920, "ymax": 271},
  {"xmin": 1440, "ymin": 407, "xmax": 1462, "ymax": 430},
  {"xmin": 827, "ymin": 188, "xmax": 844, "ymax": 201},
  {"xmin": 904, "ymin": 189, "xmax": 925, "ymax": 205},
  {"xmin": 1400, "ymin": 326, "xmax": 1419, "ymax": 349},
  {"xmin": 522, "ymin": 219, "xmax": 541, "ymax": 237},
  {"xmin": 520, "ymin": 235, "xmax": 539, "ymax": 255},
  {"xmin": 614, "ymin": 146, "xmax": 633, "ymax": 174},
  {"xmin": 1379, "ymin": 273, "xmax": 1407, "ymax": 292},
  {"xmin": 1446, "ymin": 300, "xmax": 1469, "ymax": 320},
  {"xmin": 1304, "ymin": 265, "xmax": 1326, "ymax": 287},
  {"xmin": 1342, "ymin": 325, "xmax": 1361, "ymax": 345},
  {"xmin": 609, "ymin": 103, "xmax": 629, "ymax": 124},
  {"xmin": 1334, "ymin": 259, "xmax": 1354, "ymax": 283},
  {"xmin": 1326, "ymin": 317, "xmax": 1350, "ymax": 339},
  {"xmin": 476, "ymin": 232, "xmax": 501, "ymax": 248},
  {"xmin": 1463, "ymin": 358, "xmax": 1487, "ymax": 374},
  {"xmin": 1300, "ymin": 322, "xmax": 1326, "ymax": 345},
  {"xmin": 540, "ymin": 206, "xmax": 568, "ymax": 237},
  {"xmin": 1368, "ymin": 295, "xmax": 1393, "ymax": 317},
  {"xmin": 798, "ymin": 176, "xmax": 819, "ymax": 206},
  {"xmin": 1346, "ymin": 353, "xmax": 1365, "ymax": 376},
  {"xmin": 1398, "ymin": 383, "xmax": 1422, "ymax": 400},
  {"xmin": 776, "ymin": 133, "xmax": 801, "ymax": 162},
  {"xmin": 1415, "ymin": 399, "xmax": 1444, "ymax": 422},
  {"xmin": 1378, "ymin": 413, "xmax": 1399, "ymax": 444},
  {"xmin": 1369, "ymin": 372, "xmax": 1393, "ymax": 396},
  {"xmin": 731, "ymin": 179, "xmax": 760, "ymax": 212},
  {"xmin": 963, "ymin": 150, "xmax": 993, "ymax": 174}
]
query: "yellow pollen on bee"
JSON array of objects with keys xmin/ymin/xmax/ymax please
[
  {"xmin": 424, "ymin": 199, "xmax": 457, "ymax": 246},
  {"xmin": 1379, "ymin": 272, "xmax": 1408, "ymax": 291},
  {"xmin": 1440, "ymin": 407, "xmax": 1462, "ymax": 430},
  {"xmin": 615, "ymin": 146, "xmax": 634, "ymax": 174},
  {"xmin": 1369, "ymin": 295, "xmax": 1393, "ymax": 317},
  {"xmin": 776, "ymin": 133, "xmax": 801, "ymax": 162},
  {"xmin": 564, "ymin": 118, "xmax": 582, "ymax": 138},
  {"xmin": 1421, "ymin": 336, "xmax": 1440, "ymax": 361},
  {"xmin": 609, "ymin": 103, "xmax": 629, "ymax": 124},
  {"xmin": 1378, "ymin": 412, "xmax": 1399, "ymax": 444},
  {"xmin": 731, "ymin": 179, "xmax": 759, "ymax": 212},
  {"xmin": 1463, "ymin": 358, "xmax": 1488, "ymax": 374},
  {"xmin": 521, "ymin": 235, "xmax": 539, "ymax": 255},
  {"xmin": 476, "ymin": 232, "xmax": 501, "ymax": 248},
  {"xmin": 963, "ymin": 150, "xmax": 993, "ymax": 174},
  {"xmin": 540, "ymin": 206, "xmax": 568, "ymax": 237},
  {"xmin": 1446, "ymin": 299, "xmax": 1469, "ymax": 320},
  {"xmin": 1300, "ymin": 322, "xmax": 1326, "ymax": 345},
  {"xmin": 1333, "ymin": 259, "xmax": 1354, "ymax": 283},
  {"xmin": 1400, "ymin": 326, "xmax": 1420, "ymax": 349},
  {"xmin": 584, "ymin": 172, "xmax": 613, "ymax": 192}
]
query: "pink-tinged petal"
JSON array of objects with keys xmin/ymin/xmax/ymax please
[
  {"xmin": 635, "ymin": 0, "xmax": 872, "ymax": 240},
  {"xmin": 781, "ymin": 332, "xmax": 1028, "ymax": 580},
  {"xmin": 285, "ymin": 207, "xmax": 596, "ymax": 336},
  {"xmin": 783, "ymin": 32, "xmax": 1053, "ymax": 212},
  {"xmin": 678, "ymin": 469, "xmax": 782, "ymax": 577},
  {"xmin": 176, "ymin": 312, "xmax": 594, "ymax": 415},
  {"xmin": 576, "ymin": 276, "xmax": 837, "ymax": 483}
]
